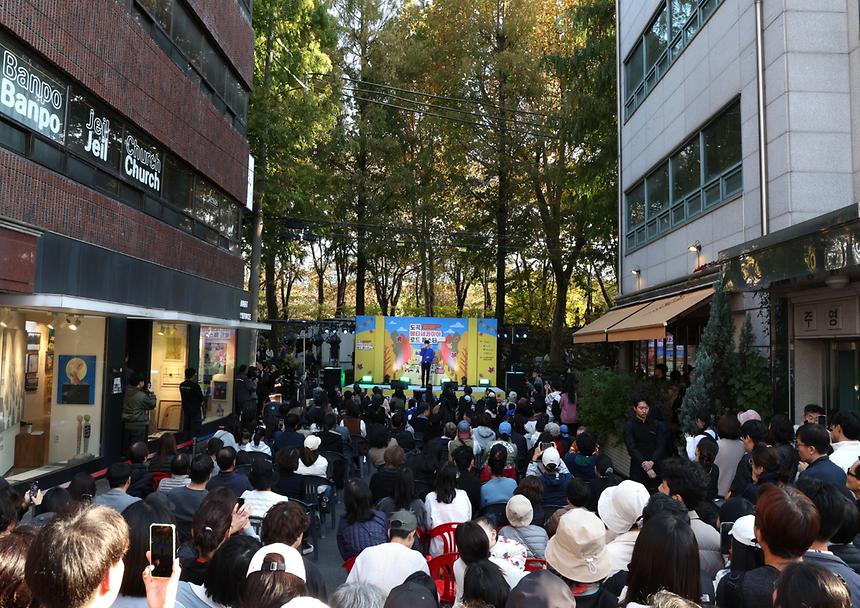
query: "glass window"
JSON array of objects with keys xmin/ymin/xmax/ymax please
[
  {"xmin": 703, "ymin": 102, "xmax": 742, "ymax": 181},
  {"xmin": 202, "ymin": 40, "xmax": 226, "ymax": 98},
  {"xmin": 172, "ymin": 4, "xmax": 203, "ymax": 69},
  {"xmin": 138, "ymin": 0, "xmax": 172, "ymax": 32},
  {"xmin": 149, "ymin": 323, "xmax": 188, "ymax": 434},
  {"xmin": 163, "ymin": 156, "xmax": 194, "ymax": 212},
  {"xmin": 627, "ymin": 182, "xmax": 646, "ymax": 228},
  {"xmin": 4, "ymin": 316, "xmax": 107, "ymax": 483},
  {"xmin": 670, "ymin": 0, "xmax": 696, "ymax": 39},
  {"xmin": 671, "ymin": 137, "xmax": 700, "ymax": 201},
  {"xmin": 625, "ymin": 42, "xmax": 644, "ymax": 98},
  {"xmin": 199, "ymin": 327, "xmax": 236, "ymax": 422},
  {"xmin": 194, "ymin": 180, "xmax": 220, "ymax": 229},
  {"xmin": 646, "ymin": 162, "xmax": 669, "ymax": 217},
  {"xmin": 645, "ymin": 6, "xmax": 669, "ymax": 68}
]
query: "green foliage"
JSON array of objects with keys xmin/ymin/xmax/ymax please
[
  {"xmin": 731, "ymin": 314, "xmax": 772, "ymax": 418},
  {"xmin": 680, "ymin": 282, "xmax": 772, "ymax": 434},
  {"xmin": 577, "ymin": 367, "xmax": 654, "ymax": 444}
]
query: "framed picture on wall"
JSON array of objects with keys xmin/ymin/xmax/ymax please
[
  {"xmin": 57, "ymin": 355, "xmax": 97, "ymax": 405},
  {"xmin": 25, "ymin": 373, "xmax": 38, "ymax": 391},
  {"xmin": 27, "ymin": 332, "xmax": 40, "ymax": 351},
  {"xmin": 26, "ymin": 353, "xmax": 38, "ymax": 374}
]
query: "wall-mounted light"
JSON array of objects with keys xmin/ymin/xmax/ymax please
[
  {"xmin": 631, "ymin": 266, "xmax": 641, "ymax": 276},
  {"xmin": 688, "ymin": 241, "xmax": 702, "ymax": 253},
  {"xmin": 156, "ymin": 324, "xmax": 165, "ymax": 336},
  {"xmin": 47, "ymin": 313, "xmax": 63, "ymax": 330},
  {"xmin": 66, "ymin": 316, "xmax": 81, "ymax": 331}
]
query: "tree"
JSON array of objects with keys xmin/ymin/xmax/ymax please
[
  {"xmin": 680, "ymin": 280, "xmax": 736, "ymax": 433},
  {"xmin": 730, "ymin": 314, "xmax": 772, "ymax": 418}
]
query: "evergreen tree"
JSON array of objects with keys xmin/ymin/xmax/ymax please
[
  {"xmin": 680, "ymin": 280, "xmax": 734, "ymax": 434},
  {"xmin": 731, "ymin": 314, "xmax": 772, "ymax": 418}
]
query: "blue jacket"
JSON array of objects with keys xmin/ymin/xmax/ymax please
[
  {"xmin": 799, "ymin": 455, "xmax": 847, "ymax": 486},
  {"xmin": 538, "ymin": 471, "xmax": 572, "ymax": 508},
  {"xmin": 336, "ymin": 509, "xmax": 389, "ymax": 560}
]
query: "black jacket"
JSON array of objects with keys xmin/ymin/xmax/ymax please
[
  {"xmin": 179, "ymin": 379, "xmax": 205, "ymax": 422},
  {"xmin": 128, "ymin": 463, "xmax": 154, "ymax": 499},
  {"xmin": 831, "ymin": 542, "xmax": 860, "ymax": 575}
]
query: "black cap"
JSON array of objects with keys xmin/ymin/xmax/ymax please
[
  {"xmin": 384, "ymin": 581, "xmax": 437, "ymax": 608},
  {"xmin": 506, "ymin": 570, "xmax": 576, "ymax": 608}
]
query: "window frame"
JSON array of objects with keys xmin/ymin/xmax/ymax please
[{"xmin": 623, "ymin": 98, "xmax": 743, "ymax": 252}]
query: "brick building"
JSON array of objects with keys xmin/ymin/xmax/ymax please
[{"xmin": 0, "ymin": 1, "xmax": 264, "ymax": 484}]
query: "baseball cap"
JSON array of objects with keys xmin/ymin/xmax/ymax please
[
  {"xmin": 385, "ymin": 580, "xmax": 438, "ymax": 608},
  {"xmin": 541, "ymin": 447, "xmax": 561, "ymax": 470},
  {"xmin": 730, "ymin": 514, "xmax": 758, "ymax": 548},
  {"xmin": 246, "ymin": 543, "xmax": 306, "ymax": 581},
  {"xmin": 499, "ymin": 421, "xmax": 512, "ymax": 436},
  {"xmin": 390, "ymin": 510, "xmax": 418, "ymax": 534},
  {"xmin": 559, "ymin": 424, "xmax": 569, "ymax": 438},
  {"xmin": 303, "ymin": 435, "xmax": 321, "ymax": 451},
  {"xmin": 507, "ymin": 570, "xmax": 577, "ymax": 607},
  {"xmin": 457, "ymin": 420, "xmax": 472, "ymax": 439}
]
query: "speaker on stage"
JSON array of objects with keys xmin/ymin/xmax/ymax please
[
  {"xmin": 391, "ymin": 380, "xmax": 408, "ymax": 391},
  {"xmin": 441, "ymin": 381, "xmax": 458, "ymax": 392},
  {"xmin": 505, "ymin": 372, "xmax": 526, "ymax": 397},
  {"xmin": 322, "ymin": 367, "xmax": 343, "ymax": 391}
]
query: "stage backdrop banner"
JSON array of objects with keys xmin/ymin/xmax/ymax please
[{"xmin": 354, "ymin": 316, "xmax": 497, "ymax": 386}]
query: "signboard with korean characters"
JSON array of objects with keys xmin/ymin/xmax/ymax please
[{"xmin": 794, "ymin": 298, "xmax": 858, "ymax": 338}]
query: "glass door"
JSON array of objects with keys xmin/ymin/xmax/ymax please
[{"xmin": 831, "ymin": 341, "xmax": 860, "ymax": 412}]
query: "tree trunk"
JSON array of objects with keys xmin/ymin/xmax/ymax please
[{"xmin": 549, "ymin": 267, "xmax": 572, "ymax": 366}]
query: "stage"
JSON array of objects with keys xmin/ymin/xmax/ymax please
[{"xmin": 356, "ymin": 383, "xmax": 503, "ymax": 399}]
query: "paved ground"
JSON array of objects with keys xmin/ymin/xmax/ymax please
[{"xmin": 311, "ymin": 493, "xmax": 349, "ymax": 590}]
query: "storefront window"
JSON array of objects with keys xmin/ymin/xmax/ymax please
[
  {"xmin": 3, "ymin": 313, "xmax": 106, "ymax": 481},
  {"xmin": 148, "ymin": 323, "xmax": 188, "ymax": 437},
  {"xmin": 199, "ymin": 327, "xmax": 236, "ymax": 422}
]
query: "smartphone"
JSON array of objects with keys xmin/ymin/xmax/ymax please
[
  {"xmin": 29, "ymin": 481, "xmax": 39, "ymax": 499},
  {"xmin": 149, "ymin": 523, "xmax": 175, "ymax": 578},
  {"xmin": 540, "ymin": 442, "xmax": 553, "ymax": 450},
  {"xmin": 719, "ymin": 521, "xmax": 734, "ymax": 555},
  {"xmin": 818, "ymin": 414, "xmax": 827, "ymax": 427},
  {"xmin": 80, "ymin": 493, "xmax": 93, "ymax": 504},
  {"xmin": 237, "ymin": 497, "xmax": 245, "ymax": 508}
]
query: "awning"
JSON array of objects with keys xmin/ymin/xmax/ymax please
[
  {"xmin": 573, "ymin": 287, "xmax": 713, "ymax": 344},
  {"xmin": 607, "ymin": 287, "xmax": 713, "ymax": 342},
  {"xmin": 573, "ymin": 302, "xmax": 649, "ymax": 343}
]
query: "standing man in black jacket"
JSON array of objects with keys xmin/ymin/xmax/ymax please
[
  {"xmin": 179, "ymin": 367, "xmax": 206, "ymax": 440},
  {"xmin": 623, "ymin": 396, "xmax": 668, "ymax": 492}
]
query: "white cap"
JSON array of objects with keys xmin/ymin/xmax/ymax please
[
  {"xmin": 542, "ymin": 446, "xmax": 561, "ymax": 470},
  {"xmin": 304, "ymin": 435, "xmax": 321, "ymax": 451},
  {"xmin": 246, "ymin": 543, "xmax": 306, "ymax": 581},
  {"xmin": 597, "ymin": 480, "xmax": 649, "ymax": 535},
  {"xmin": 730, "ymin": 514, "xmax": 758, "ymax": 548}
]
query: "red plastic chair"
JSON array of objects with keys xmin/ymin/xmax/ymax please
[
  {"xmin": 428, "ymin": 522, "xmax": 460, "ymax": 555},
  {"xmin": 151, "ymin": 472, "xmax": 170, "ymax": 491},
  {"xmin": 427, "ymin": 552, "xmax": 459, "ymax": 604},
  {"xmin": 524, "ymin": 557, "xmax": 547, "ymax": 571},
  {"xmin": 342, "ymin": 556, "xmax": 357, "ymax": 573}
]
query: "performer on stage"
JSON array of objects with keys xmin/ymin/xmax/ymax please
[{"xmin": 419, "ymin": 339, "xmax": 434, "ymax": 387}]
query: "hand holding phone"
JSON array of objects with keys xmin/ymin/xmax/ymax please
[{"xmin": 149, "ymin": 524, "xmax": 176, "ymax": 578}]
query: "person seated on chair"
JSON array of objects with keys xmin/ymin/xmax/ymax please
[
  {"xmin": 315, "ymin": 413, "xmax": 346, "ymax": 454},
  {"xmin": 392, "ymin": 411, "xmax": 416, "ymax": 452},
  {"xmin": 370, "ymin": 444, "xmax": 406, "ymax": 504},
  {"xmin": 272, "ymin": 448, "xmax": 306, "ymax": 501},
  {"xmin": 241, "ymin": 458, "xmax": 287, "ymax": 519},
  {"xmin": 296, "ymin": 435, "xmax": 329, "ymax": 477},
  {"xmin": 499, "ymin": 495, "xmax": 548, "ymax": 559},
  {"xmin": 157, "ymin": 452, "xmax": 192, "ymax": 494},
  {"xmin": 481, "ymin": 444, "xmax": 517, "ymax": 508},
  {"xmin": 274, "ymin": 414, "xmax": 306, "ymax": 452},
  {"xmin": 127, "ymin": 441, "xmax": 154, "ymax": 499},
  {"xmin": 93, "ymin": 462, "xmax": 141, "ymax": 513},
  {"xmin": 206, "ymin": 447, "xmax": 253, "ymax": 496},
  {"xmin": 452, "ymin": 520, "xmax": 526, "ymax": 606},
  {"xmin": 337, "ymin": 479, "xmax": 389, "ymax": 561},
  {"xmin": 346, "ymin": 510, "xmax": 430, "ymax": 594}
]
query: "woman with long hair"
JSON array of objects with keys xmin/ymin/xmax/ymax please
[
  {"xmin": 481, "ymin": 444, "xmax": 517, "ymax": 508},
  {"xmin": 376, "ymin": 465, "xmax": 428, "ymax": 533},
  {"xmin": 424, "ymin": 464, "xmax": 472, "ymax": 555},
  {"xmin": 621, "ymin": 513, "xmax": 701, "ymax": 607},
  {"xmin": 696, "ymin": 436, "xmax": 720, "ymax": 502},
  {"xmin": 148, "ymin": 432, "xmax": 177, "ymax": 474},
  {"xmin": 336, "ymin": 479, "xmax": 388, "ymax": 560}
]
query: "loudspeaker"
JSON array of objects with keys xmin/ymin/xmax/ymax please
[
  {"xmin": 441, "ymin": 381, "xmax": 458, "ymax": 392},
  {"xmin": 322, "ymin": 367, "xmax": 343, "ymax": 391},
  {"xmin": 505, "ymin": 372, "xmax": 526, "ymax": 397}
]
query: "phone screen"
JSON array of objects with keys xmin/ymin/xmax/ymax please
[
  {"xmin": 237, "ymin": 497, "xmax": 245, "ymax": 508},
  {"xmin": 540, "ymin": 442, "xmax": 553, "ymax": 450},
  {"xmin": 720, "ymin": 521, "xmax": 734, "ymax": 555},
  {"xmin": 29, "ymin": 482, "xmax": 39, "ymax": 499},
  {"xmin": 149, "ymin": 524, "xmax": 175, "ymax": 578}
]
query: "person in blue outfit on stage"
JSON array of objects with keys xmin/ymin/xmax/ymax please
[{"xmin": 419, "ymin": 340, "xmax": 435, "ymax": 387}]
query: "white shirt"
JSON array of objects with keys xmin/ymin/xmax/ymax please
[
  {"xmin": 453, "ymin": 556, "xmax": 525, "ymax": 607},
  {"xmin": 424, "ymin": 489, "xmax": 472, "ymax": 555},
  {"xmin": 240, "ymin": 489, "xmax": 288, "ymax": 519},
  {"xmin": 296, "ymin": 456, "xmax": 328, "ymax": 477},
  {"xmin": 830, "ymin": 440, "xmax": 860, "ymax": 472},
  {"xmin": 212, "ymin": 429, "xmax": 238, "ymax": 451},
  {"xmin": 346, "ymin": 541, "xmax": 430, "ymax": 594}
]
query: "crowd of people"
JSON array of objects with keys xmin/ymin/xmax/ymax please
[{"xmin": 1, "ymin": 366, "xmax": 860, "ymax": 608}]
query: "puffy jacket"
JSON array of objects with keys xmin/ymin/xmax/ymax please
[
  {"xmin": 122, "ymin": 386, "xmax": 156, "ymax": 424},
  {"xmin": 336, "ymin": 509, "xmax": 389, "ymax": 560},
  {"xmin": 536, "ymin": 470, "xmax": 572, "ymax": 508},
  {"xmin": 499, "ymin": 524, "xmax": 548, "ymax": 558}
]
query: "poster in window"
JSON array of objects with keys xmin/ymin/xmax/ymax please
[{"xmin": 57, "ymin": 355, "xmax": 96, "ymax": 405}]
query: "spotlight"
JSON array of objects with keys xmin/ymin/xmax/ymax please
[
  {"xmin": 66, "ymin": 316, "xmax": 80, "ymax": 331},
  {"xmin": 156, "ymin": 325, "xmax": 165, "ymax": 336},
  {"xmin": 631, "ymin": 266, "xmax": 641, "ymax": 276},
  {"xmin": 688, "ymin": 241, "xmax": 702, "ymax": 253}
]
